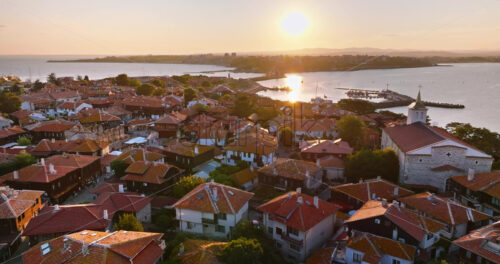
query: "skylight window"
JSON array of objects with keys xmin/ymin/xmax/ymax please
[{"xmin": 41, "ymin": 243, "xmax": 51, "ymax": 255}]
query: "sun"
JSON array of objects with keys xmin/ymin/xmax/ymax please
[{"xmin": 281, "ymin": 12, "xmax": 309, "ymax": 36}]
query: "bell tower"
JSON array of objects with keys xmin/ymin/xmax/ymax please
[{"xmin": 407, "ymin": 91, "xmax": 428, "ymax": 124}]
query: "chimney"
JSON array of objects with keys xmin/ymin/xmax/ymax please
[
  {"xmin": 103, "ymin": 209, "xmax": 108, "ymax": 220},
  {"xmin": 316, "ymin": 159, "xmax": 320, "ymax": 167},
  {"xmin": 63, "ymin": 238, "xmax": 70, "ymax": 251},
  {"xmin": 41, "ymin": 158, "xmax": 46, "ymax": 166},
  {"xmin": 427, "ymin": 193, "xmax": 434, "ymax": 200},
  {"xmin": 287, "ymin": 192, "xmax": 292, "ymax": 198},
  {"xmin": 382, "ymin": 198, "xmax": 387, "ymax": 207},
  {"xmin": 194, "ymin": 145, "xmax": 199, "ymax": 155},
  {"xmin": 467, "ymin": 168, "xmax": 475, "ymax": 181},
  {"xmin": 250, "ymin": 165, "xmax": 254, "ymax": 172},
  {"xmin": 393, "ymin": 200, "xmax": 399, "ymax": 208},
  {"xmin": 305, "ymin": 170, "xmax": 310, "ymax": 178},
  {"xmin": 212, "ymin": 188, "xmax": 218, "ymax": 201},
  {"xmin": 13, "ymin": 171, "xmax": 19, "ymax": 179},
  {"xmin": 54, "ymin": 204, "xmax": 60, "ymax": 211},
  {"xmin": 118, "ymin": 184, "xmax": 124, "ymax": 193},
  {"xmin": 51, "ymin": 138, "xmax": 55, "ymax": 143},
  {"xmin": 49, "ymin": 163, "xmax": 57, "ymax": 174},
  {"xmin": 313, "ymin": 196, "xmax": 319, "ymax": 208},
  {"xmin": 359, "ymin": 178, "xmax": 363, "ymax": 183},
  {"xmin": 394, "ymin": 187, "xmax": 399, "ymax": 196},
  {"xmin": 296, "ymin": 187, "xmax": 301, "ymax": 194},
  {"xmin": 376, "ymin": 175, "xmax": 381, "ymax": 181},
  {"xmin": 106, "ymin": 166, "xmax": 111, "ymax": 174},
  {"xmin": 371, "ymin": 192, "xmax": 376, "ymax": 200},
  {"xmin": 297, "ymin": 196, "xmax": 303, "ymax": 204}
]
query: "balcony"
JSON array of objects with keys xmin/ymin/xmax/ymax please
[
  {"xmin": 202, "ymin": 218, "xmax": 218, "ymax": 225},
  {"xmin": 280, "ymin": 233, "xmax": 303, "ymax": 246}
]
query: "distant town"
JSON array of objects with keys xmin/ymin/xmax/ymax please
[{"xmin": 0, "ymin": 71, "xmax": 499, "ymax": 264}]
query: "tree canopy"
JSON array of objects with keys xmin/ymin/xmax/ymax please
[
  {"xmin": 446, "ymin": 122, "xmax": 500, "ymax": 159},
  {"xmin": 32, "ymin": 80, "xmax": 45, "ymax": 91},
  {"xmin": 218, "ymin": 238, "xmax": 263, "ymax": 264},
  {"xmin": 115, "ymin": 74, "xmax": 130, "ymax": 86},
  {"xmin": 172, "ymin": 175, "xmax": 205, "ymax": 198},
  {"xmin": 207, "ymin": 161, "xmax": 247, "ymax": 187},
  {"xmin": 47, "ymin": 73, "xmax": 60, "ymax": 85},
  {"xmin": 150, "ymin": 79, "xmax": 166, "ymax": 88},
  {"xmin": 337, "ymin": 115, "xmax": 366, "ymax": 149},
  {"xmin": 0, "ymin": 92, "xmax": 22, "ymax": 113},
  {"xmin": 345, "ymin": 148, "xmax": 400, "ymax": 183},
  {"xmin": 279, "ymin": 127, "xmax": 293, "ymax": 147},
  {"xmin": 17, "ymin": 136, "xmax": 31, "ymax": 146},
  {"xmin": 110, "ymin": 159, "xmax": 129, "ymax": 178},
  {"xmin": 136, "ymin": 83, "xmax": 156, "ymax": 96},
  {"xmin": 337, "ymin": 99, "xmax": 376, "ymax": 115},
  {"xmin": 0, "ymin": 151, "xmax": 37, "ymax": 176},
  {"xmin": 183, "ymin": 87, "xmax": 198, "ymax": 104},
  {"xmin": 114, "ymin": 213, "xmax": 144, "ymax": 231}
]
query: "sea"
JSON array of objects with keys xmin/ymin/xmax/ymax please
[
  {"xmin": 258, "ymin": 63, "xmax": 500, "ymax": 133},
  {"xmin": 1, "ymin": 56, "xmax": 499, "ymax": 132}
]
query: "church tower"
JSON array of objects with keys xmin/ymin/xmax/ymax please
[{"xmin": 407, "ymin": 91, "xmax": 428, "ymax": 124}]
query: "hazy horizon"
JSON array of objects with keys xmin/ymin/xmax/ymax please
[{"xmin": 2, "ymin": 0, "xmax": 500, "ymax": 55}]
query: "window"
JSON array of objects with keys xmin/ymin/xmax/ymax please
[
  {"xmin": 353, "ymin": 253, "xmax": 362, "ymax": 263},
  {"xmin": 143, "ymin": 182, "xmax": 147, "ymax": 186},
  {"xmin": 218, "ymin": 213, "xmax": 227, "ymax": 220},
  {"xmin": 287, "ymin": 226, "xmax": 299, "ymax": 236},
  {"xmin": 268, "ymin": 227, "xmax": 273, "ymax": 234},
  {"xmin": 289, "ymin": 243, "xmax": 301, "ymax": 252},
  {"xmin": 374, "ymin": 218, "xmax": 381, "ymax": 224},
  {"xmin": 215, "ymin": 225, "xmax": 225, "ymax": 233},
  {"xmin": 466, "ymin": 251, "xmax": 472, "ymax": 259},
  {"xmin": 492, "ymin": 197, "xmax": 500, "ymax": 207},
  {"xmin": 392, "ymin": 260, "xmax": 401, "ymax": 264},
  {"xmin": 187, "ymin": 222, "xmax": 194, "ymax": 230},
  {"xmin": 276, "ymin": 227, "xmax": 282, "ymax": 235}
]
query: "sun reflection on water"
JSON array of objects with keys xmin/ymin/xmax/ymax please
[{"xmin": 285, "ymin": 74, "xmax": 302, "ymax": 103}]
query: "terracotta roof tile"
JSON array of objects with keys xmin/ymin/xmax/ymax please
[
  {"xmin": 174, "ymin": 182, "xmax": 253, "ymax": 214},
  {"xmin": 257, "ymin": 192, "xmax": 338, "ymax": 232},
  {"xmin": 330, "ymin": 178, "xmax": 414, "ymax": 203},
  {"xmin": 347, "ymin": 232, "xmax": 416, "ymax": 262},
  {"xmin": 259, "ymin": 158, "xmax": 322, "ymax": 181},
  {"xmin": 453, "ymin": 221, "xmax": 500, "ymax": 263}
]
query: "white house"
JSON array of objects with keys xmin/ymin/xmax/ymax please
[
  {"xmin": 223, "ymin": 127, "xmax": 278, "ymax": 167},
  {"xmin": 346, "ymin": 232, "xmax": 416, "ymax": 264},
  {"xmin": 173, "ymin": 182, "xmax": 254, "ymax": 237},
  {"xmin": 257, "ymin": 190, "xmax": 338, "ymax": 262},
  {"xmin": 0, "ymin": 116, "xmax": 14, "ymax": 129},
  {"xmin": 381, "ymin": 92, "xmax": 493, "ymax": 192}
]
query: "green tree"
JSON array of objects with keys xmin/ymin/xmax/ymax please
[
  {"xmin": 115, "ymin": 74, "xmax": 130, "ymax": 86},
  {"xmin": 0, "ymin": 151, "xmax": 36, "ymax": 176},
  {"xmin": 337, "ymin": 99, "xmax": 375, "ymax": 115},
  {"xmin": 172, "ymin": 74, "xmax": 190, "ymax": 84},
  {"xmin": 337, "ymin": 115, "xmax": 366, "ymax": 149},
  {"xmin": 345, "ymin": 148, "xmax": 400, "ymax": 183},
  {"xmin": 219, "ymin": 94, "xmax": 232, "ymax": 102},
  {"xmin": 218, "ymin": 238, "xmax": 263, "ymax": 264},
  {"xmin": 136, "ymin": 83, "xmax": 156, "ymax": 96},
  {"xmin": 183, "ymin": 87, "xmax": 197, "ymax": 105},
  {"xmin": 279, "ymin": 127, "xmax": 293, "ymax": 147},
  {"xmin": 201, "ymin": 80, "xmax": 210, "ymax": 88},
  {"xmin": 173, "ymin": 175, "xmax": 205, "ymax": 198},
  {"xmin": 32, "ymin": 80, "xmax": 45, "ymax": 91},
  {"xmin": 446, "ymin": 122, "xmax": 500, "ymax": 159},
  {"xmin": 128, "ymin": 78, "xmax": 142, "ymax": 87},
  {"xmin": 150, "ymin": 79, "xmax": 166, "ymax": 88},
  {"xmin": 231, "ymin": 93, "xmax": 254, "ymax": 117},
  {"xmin": 0, "ymin": 92, "xmax": 22, "ymax": 113},
  {"xmin": 154, "ymin": 211, "xmax": 176, "ymax": 232},
  {"xmin": 110, "ymin": 159, "xmax": 129, "ymax": 178},
  {"xmin": 114, "ymin": 213, "xmax": 144, "ymax": 231},
  {"xmin": 153, "ymin": 87, "xmax": 166, "ymax": 96},
  {"xmin": 47, "ymin": 73, "xmax": 60, "ymax": 85},
  {"xmin": 17, "ymin": 136, "xmax": 31, "ymax": 146}
]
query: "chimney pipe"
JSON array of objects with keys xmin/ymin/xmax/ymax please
[
  {"xmin": 382, "ymin": 198, "xmax": 387, "ymax": 207},
  {"xmin": 13, "ymin": 171, "xmax": 19, "ymax": 179},
  {"xmin": 54, "ymin": 204, "xmax": 60, "ymax": 211},
  {"xmin": 118, "ymin": 184, "xmax": 124, "ymax": 193},
  {"xmin": 212, "ymin": 187, "xmax": 218, "ymax": 201},
  {"xmin": 313, "ymin": 196, "xmax": 319, "ymax": 208},
  {"xmin": 297, "ymin": 196, "xmax": 303, "ymax": 204},
  {"xmin": 296, "ymin": 187, "xmax": 301, "ymax": 194},
  {"xmin": 467, "ymin": 168, "xmax": 475, "ymax": 181},
  {"xmin": 316, "ymin": 159, "xmax": 320, "ymax": 167},
  {"xmin": 394, "ymin": 187, "xmax": 399, "ymax": 196},
  {"xmin": 103, "ymin": 209, "xmax": 108, "ymax": 220},
  {"xmin": 41, "ymin": 158, "xmax": 46, "ymax": 166}
]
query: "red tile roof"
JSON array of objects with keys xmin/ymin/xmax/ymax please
[
  {"xmin": 174, "ymin": 182, "xmax": 253, "ymax": 215},
  {"xmin": 383, "ymin": 122, "xmax": 444, "ymax": 152},
  {"xmin": 23, "ymin": 204, "xmax": 110, "ymax": 236},
  {"xmin": 94, "ymin": 192, "xmax": 152, "ymax": 214},
  {"xmin": 121, "ymin": 161, "xmax": 181, "ymax": 184},
  {"xmin": 347, "ymin": 232, "xmax": 416, "ymax": 263},
  {"xmin": 331, "ymin": 178, "xmax": 414, "ymax": 203},
  {"xmin": 0, "ymin": 187, "xmax": 44, "ymax": 219},
  {"xmin": 300, "ymin": 139, "xmax": 353, "ymax": 155},
  {"xmin": 259, "ymin": 158, "xmax": 322, "ymax": 182},
  {"xmin": 346, "ymin": 200, "xmax": 445, "ymax": 241},
  {"xmin": 451, "ymin": 170, "xmax": 500, "ymax": 199},
  {"xmin": 116, "ymin": 148, "xmax": 165, "ymax": 164},
  {"xmin": 257, "ymin": 192, "xmax": 338, "ymax": 232},
  {"xmin": 28, "ymin": 120, "xmax": 75, "ymax": 133},
  {"xmin": 22, "ymin": 230, "xmax": 164, "ymax": 264},
  {"xmin": 45, "ymin": 154, "xmax": 100, "ymax": 169},
  {"xmin": 453, "ymin": 221, "xmax": 500, "ymax": 264},
  {"xmin": 399, "ymin": 192, "xmax": 491, "ymax": 225},
  {"xmin": 1, "ymin": 164, "xmax": 77, "ymax": 183}
]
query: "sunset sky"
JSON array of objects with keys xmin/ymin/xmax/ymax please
[{"xmin": 1, "ymin": 0, "xmax": 500, "ymax": 55}]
